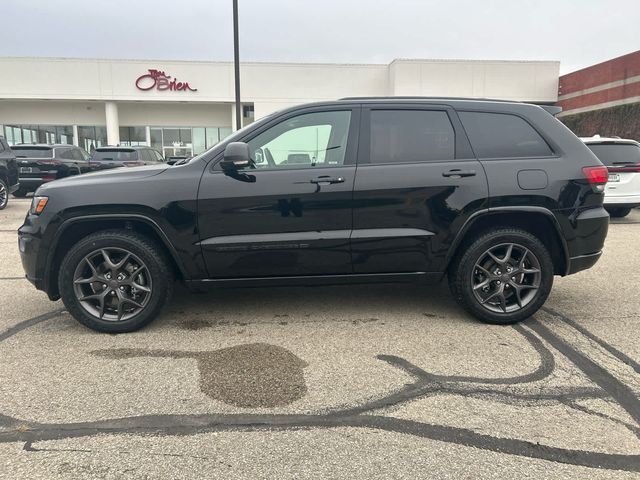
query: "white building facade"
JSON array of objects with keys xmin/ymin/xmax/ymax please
[{"xmin": 0, "ymin": 57, "xmax": 560, "ymax": 157}]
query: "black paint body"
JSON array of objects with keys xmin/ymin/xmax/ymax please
[
  {"xmin": 18, "ymin": 99, "xmax": 609, "ymax": 300},
  {"xmin": 0, "ymin": 136, "xmax": 19, "ymax": 194}
]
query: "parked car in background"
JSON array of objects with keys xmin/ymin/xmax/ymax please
[
  {"xmin": 581, "ymin": 136, "xmax": 640, "ymax": 217},
  {"xmin": 165, "ymin": 155, "xmax": 191, "ymax": 165},
  {"xmin": 11, "ymin": 144, "xmax": 90, "ymax": 198},
  {"xmin": 0, "ymin": 136, "xmax": 19, "ymax": 209},
  {"xmin": 19, "ymin": 98, "xmax": 609, "ymax": 333},
  {"xmin": 90, "ymin": 146, "xmax": 165, "ymax": 170}
]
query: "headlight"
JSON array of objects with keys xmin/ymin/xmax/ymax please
[{"xmin": 30, "ymin": 196, "xmax": 49, "ymax": 215}]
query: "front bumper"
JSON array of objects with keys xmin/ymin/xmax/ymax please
[
  {"xmin": 567, "ymin": 251, "xmax": 602, "ymax": 275},
  {"xmin": 18, "ymin": 231, "xmax": 44, "ymax": 289}
]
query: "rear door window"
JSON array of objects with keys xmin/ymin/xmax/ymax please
[
  {"xmin": 459, "ymin": 111, "xmax": 553, "ymax": 159},
  {"xmin": 368, "ymin": 110, "xmax": 455, "ymax": 164}
]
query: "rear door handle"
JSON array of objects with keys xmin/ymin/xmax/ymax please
[
  {"xmin": 310, "ymin": 176, "xmax": 345, "ymax": 185},
  {"xmin": 442, "ymin": 169, "xmax": 476, "ymax": 178}
]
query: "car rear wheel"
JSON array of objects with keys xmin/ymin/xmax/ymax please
[
  {"xmin": 448, "ymin": 228, "xmax": 554, "ymax": 324},
  {"xmin": 605, "ymin": 207, "xmax": 632, "ymax": 218},
  {"xmin": 0, "ymin": 178, "xmax": 8, "ymax": 210},
  {"xmin": 58, "ymin": 230, "xmax": 173, "ymax": 333}
]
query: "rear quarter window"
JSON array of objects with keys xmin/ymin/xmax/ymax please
[{"xmin": 459, "ymin": 111, "xmax": 553, "ymax": 159}]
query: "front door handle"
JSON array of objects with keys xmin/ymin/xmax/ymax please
[
  {"xmin": 442, "ymin": 169, "xmax": 476, "ymax": 178},
  {"xmin": 310, "ymin": 176, "xmax": 345, "ymax": 185}
]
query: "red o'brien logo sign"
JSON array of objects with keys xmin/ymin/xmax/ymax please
[{"xmin": 135, "ymin": 69, "xmax": 197, "ymax": 92}]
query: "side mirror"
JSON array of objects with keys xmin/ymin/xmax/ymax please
[{"xmin": 221, "ymin": 142, "xmax": 252, "ymax": 170}]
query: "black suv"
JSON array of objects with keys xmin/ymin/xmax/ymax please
[
  {"xmin": 0, "ymin": 136, "xmax": 19, "ymax": 209},
  {"xmin": 18, "ymin": 98, "xmax": 609, "ymax": 333},
  {"xmin": 12, "ymin": 144, "xmax": 91, "ymax": 197},
  {"xmin": 90, "ymin": 146, "xmax": 165, "ymax": 170}
]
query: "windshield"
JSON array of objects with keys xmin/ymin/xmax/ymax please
[
  {"xmin": 12, "ymin": 147, "xmax": 53, "ymax": 158},
  {"xmin": 92, "ymin": 150, "xmax": 138, "ymax": 161},
  {"xmin": 587, "ymin": 143, "xmax": 640, "ymax": 166}
]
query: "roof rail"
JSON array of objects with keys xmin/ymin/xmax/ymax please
[{"xmin": 338, "ymin": 96, "xmax": 515, "ymax": 103}]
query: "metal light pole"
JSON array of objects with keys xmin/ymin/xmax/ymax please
[{"xmin": 233, "ymin": 0, "xmax": 242, "ymax": 131}]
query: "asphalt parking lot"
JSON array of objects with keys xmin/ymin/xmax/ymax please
[{"xmin": 1, "ymin": 198, "xmax": 639, "ymax": 479}]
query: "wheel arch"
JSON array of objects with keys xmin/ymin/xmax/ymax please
[
  {"xmin": 447, "ymin": 207, "xmax": 569, "ymax": 276},
  {"xmin": 45, "ymin": 214, "xmax": 187, "ymax": 300}
]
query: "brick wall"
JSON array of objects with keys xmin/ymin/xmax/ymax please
[{"xmin": 558, "ymin": 50, "xmax": 640, "ymax": 116}]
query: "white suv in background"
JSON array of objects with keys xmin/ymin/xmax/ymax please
[{"xmin": 581, "ymin": 136, "xmax": 640, "ymax": 218}]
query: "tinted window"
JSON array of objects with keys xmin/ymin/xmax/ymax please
[
  {"xmin": 369, "ymin": 110, "xmax": 455, "ymax": 164},
  {"xmin": 459, "ymin": 111, "xmax": 553, "ymax": 159},
  {"xmin": 92, "ymin": 149, "xmax": 138, "ymax": 161},
  {"xmin": 247, "ymin": 111, "xmax": 351, "ymax": 169},
  {"xmin": 139, "ymin": 149, "xmax": 152, "ymax": 162},
  {"xmin": 154, "ymin": 150, "xmax": 164, "ymax": 162},
  {"xmin": 11, "ymin": 147, "xmax": 53, "ymax": 158},
  {"xmin": 586, "ymin": 143, "xmax": 640, "ymax": 166},
  {"xmin": 57, "ymin": 148, "xmax": 74, "ymax": 160}
]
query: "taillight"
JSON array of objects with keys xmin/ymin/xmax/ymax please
[
  {"xmin": 37, "ymin": 159, "xmax": 62, "ymax": 166},
  {"xmin": 582, "ymin": 166, "xmax": 608, "ymax": 192},
  {"xmin": 607, "ymin": 163, "xmax": 640, "ymax": 173}
]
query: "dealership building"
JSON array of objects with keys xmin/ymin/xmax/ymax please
[{"xmin": 0, "ymin": 56, "xmax": 560, "ymax": 157}]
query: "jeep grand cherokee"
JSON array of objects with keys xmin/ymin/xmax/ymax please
[{"xmin": 18, "ymin": 98, "xmax": 609, "ymax": 333}]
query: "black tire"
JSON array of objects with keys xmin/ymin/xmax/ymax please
[
  {"xmin": 606, "ymin": 207, "xmax": 631, "ymax": 218},
  {"xmin": 58, "ymin": 230, "xmax": 174, "ymax": 333},
  {"xmin": 12, "ymin": 187, "xmax": 28, "ymax": 198},
  {"xmin": 0, "ymin": 178, "xmax": 8, "ymax": 210},
  {"xmin": 448, "ymin": 228, "xmax": 554, "ymax": 325}
]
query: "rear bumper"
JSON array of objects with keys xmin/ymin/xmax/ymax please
[
  {"xmin": 603, "ymin": 194, "xmax": 640, "ymax": 208},
  {"xmin": 18, "ymin": 178, "xmax": 48, "ymax": 190},
  {"xmin": 562, "ymin": 206, "xmax": 609, "ymax": 276}
]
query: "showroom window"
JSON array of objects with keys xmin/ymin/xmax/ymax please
[
  {"xmin": 150, "ymin": 126, "xmax": 232, "ymax": 157},
  {"xmin": 78, "ymin": 126, "xmax": 108, "ymax": 152},
  {"xmin": 3, "ymin": 125, "xmax": 73, "ymax": 145},
  {"xmin": 119, "ymin": 127, "xmax": 147, "ymax": 147}
]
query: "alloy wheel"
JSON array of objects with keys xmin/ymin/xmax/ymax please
[
  {"xmin": 0, "ymin": 182, "xmax": 7, "ymax": 208},
  {"xmin": 73, "ymin": 247, "xmax": 152, "ymax": 321},
  {"xmin": 471, "ymin": 242, "xmax": 542, "ymax": 314}
]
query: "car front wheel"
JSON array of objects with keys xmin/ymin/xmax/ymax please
[
  {"xmin": 58, "ymin": 230, "xmax": 173, "ymax": 333},
  {"xmin": 449, "ymin": 228, "xmax": 554, "ymax": 324}
]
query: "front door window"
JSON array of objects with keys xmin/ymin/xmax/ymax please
[{"xmin": 247, "ymin": 111, "xmax": 351, "ymax": 169}]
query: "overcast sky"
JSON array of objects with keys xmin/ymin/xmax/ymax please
[{"xmin": 1, "ymin": 0, "xmax": 637, "ymax": 74}]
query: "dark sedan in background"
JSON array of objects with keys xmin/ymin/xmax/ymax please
[
  {"xmin": 0, "ymin": 135, "xmax": 19, "ymax": 209},
  {"xmin": 90, "ymin": 146, "xmax": 165, "ymax": 170},
  {"xmin": 12, "ymin": 144, "xmax": 91, "ymax": 197}
]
